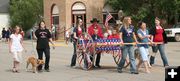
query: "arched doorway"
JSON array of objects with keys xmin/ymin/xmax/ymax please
[
  {"xmin": 72, "ymin": 2, "xmax": 86, "ymax": 30},
  {"xmin": 51, "ymin": 4, "xmax": 59, "ymax": 40}
]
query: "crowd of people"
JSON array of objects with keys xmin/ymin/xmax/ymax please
[
  {"xmin": 1, "ymin": 16, "xmax": 169, "ymax": 74},
  {"xmin": 1, "ymin": 28, "xmax": 12, "ymax": 42},
  {"xmin": 70, "ymin": 16, "xmax": 169, "ymax": 74}
]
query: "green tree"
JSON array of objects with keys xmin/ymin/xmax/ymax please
[
  {"xmin": 107, "ymin": 0, "xmax": 180, "ymax": 27},
  {"xmin": 9, "ymin": 0, "xmax": 43, "ymax": 31}
]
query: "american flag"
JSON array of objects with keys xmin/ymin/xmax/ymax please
[{"xmin": 105, "ymin": 11, "xmax": 113, "ymax": 27}]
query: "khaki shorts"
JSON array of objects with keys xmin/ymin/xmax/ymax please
[{"xmin": 12, "ymin": 51, "xmax": 22, "ymax": 63}]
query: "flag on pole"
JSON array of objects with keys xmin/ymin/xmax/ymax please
[{"xmin": 105, "ymin": 11, "xmax": 113, "ymax": 28}]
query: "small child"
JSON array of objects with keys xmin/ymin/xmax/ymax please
[
  {"xmin": 9, "ymin": 25, "xmax": 25, "ymax": 73},
  {"xmin": 108, "ymin": 27, "xmax": 120, "ymax": 39}
]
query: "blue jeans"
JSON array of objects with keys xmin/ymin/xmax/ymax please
[
  {"xmin": 70, "ymin": 41, "xmax": 77, "ymax": 66},
  {"xmin": 151, "ymin": 44, "xmax": 169, "ymax": 66},
  {"xmin": 118, "ymin": 45, "xmax": 137, "ymax": 72}
]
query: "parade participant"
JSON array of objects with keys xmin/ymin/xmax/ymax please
[
  {"xmin": 9, "ymin": 25, "xmax": 25, "ymax": 73},
  {"xmin": 104, "ymin": 28, "xmax": 112, "ymax": 39},
  {"xmin": 108, "ymin": 27, "xmax": 120, "ymax": 39},
  {"xmin": 117, "ymin": 16, "xmax": 139, "ymax": 74},
  {"xmin": 149, "ymin": 17, "xmax": 169, "ymax": 67},
  {"xmin": 91, "ymin": 29, "xmax": 101, "ymax": 68},
  {"xmin": 88, "ymin": 18, "xmax": 103, "ymax": 38},
  {"xmin": 70, "ymin": 19, "xmax": 84, "ymax": 67},
  {"xmin": 136, "ymin": 21, "xmax": 152, "ymax": 73},
  {"xmin": 88, "ymin": 18, "xmax": 103, "ymax": 68},
  {"xmin": 35, "ymin": 21, "xmax": 55, "ymax": 72}
]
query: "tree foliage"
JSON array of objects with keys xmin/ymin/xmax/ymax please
[
  {"xmin": 107, "ymin": 0, "xmax": 180, "ymax": 27},
  {"xmin": 9, "ymin": 0, "xmax": 43, "ymax": 31}
]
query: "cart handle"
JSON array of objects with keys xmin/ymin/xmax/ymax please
[{"xmin": 96, "ymin": 42, "xmax": 163, "ymax": 46}]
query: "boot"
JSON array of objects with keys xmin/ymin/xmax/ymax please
[{"xmin": 150, "ymin": 56, "xmax": 155, "ymax": 65}]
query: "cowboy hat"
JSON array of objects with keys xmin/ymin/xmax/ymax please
[{"xmin": 90, "ymin": 18, "xmax": 99, "ymax": 23}]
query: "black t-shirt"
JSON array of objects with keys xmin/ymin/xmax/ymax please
[
  {"xmin": 35, "ymin": 29, "xmax": 51, "ymax": 49},
  {"xmin": 120, "ymin": 25, "xmax": 135, "ymax": 43}
]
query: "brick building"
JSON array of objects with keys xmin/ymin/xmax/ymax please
[
  {"xmin": 44, "ymin": 0, "xmax": 117, "ymax": 39},
  {"xmin": 0, "ymin": 0, "xmax": 9, "ymax": 35}
]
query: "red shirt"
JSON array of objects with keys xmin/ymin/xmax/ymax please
[
  {"xmin": 77, "ymin": 28, "xmax": 82, "ymax": 37},
  {"xmin": 108, "ymin": 34, "xmax": 120, "ymax": 39},
  {"xmin": 88, "ymin": 24, "xmax": 103, "ymax": 38},
  {"xmin": 154, "ymin": 28, "xmax": 164, "ymax": 42}
]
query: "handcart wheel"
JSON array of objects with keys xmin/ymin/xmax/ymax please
[
  {"xmin": 76, "ymin": 33, "xmax": 94, "ymax": 70},
  {"xmin": 77, "ymin": 49, "xmax": 93, "ymax": 70},
  {"xmin": 112, "ymin": 50, "xmax": 121, "ymax": 65}
]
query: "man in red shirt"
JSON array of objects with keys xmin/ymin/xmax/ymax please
[
  {"xmin": 88, "ymin": 18, "xmax": 103, "ymax": 68},
  {"xmin": 88, "ymin": 18, "xmax": 103, "ymax": 38}
]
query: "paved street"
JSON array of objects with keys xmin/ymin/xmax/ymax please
[{"xmin": 0, "ymin": 40, "xmax": 180, "ymax": 81}]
